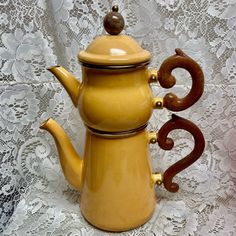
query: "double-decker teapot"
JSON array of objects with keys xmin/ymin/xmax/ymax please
[{"xmin": 40, "ymin": 6, "xmax": 205, "ymax": 232}]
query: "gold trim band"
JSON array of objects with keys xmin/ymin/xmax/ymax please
[
  {"xmin": 86, "ymin": 124, "xmax": 148, "ymax": 138},
  {"xmin": 79, "ymin": 60, "xmax": 150, "ymax": 70}
]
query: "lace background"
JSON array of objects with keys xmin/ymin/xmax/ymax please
[{"xmin": 0, "ymin": 0, "xmax": 236, "ymax": 235}]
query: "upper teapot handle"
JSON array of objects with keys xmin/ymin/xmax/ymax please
[{"xmin": 156, "ymin": 48, "xmax": 204, "ymax": 111}]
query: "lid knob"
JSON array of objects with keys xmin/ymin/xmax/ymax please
[{"xmin": 103, "ymin": 5, "xmax": 125, "ymax": 35}]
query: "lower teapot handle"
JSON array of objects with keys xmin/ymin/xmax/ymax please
[{"xmin": 155, "ymin": 114, "xmax": 205, "ymax": 193}]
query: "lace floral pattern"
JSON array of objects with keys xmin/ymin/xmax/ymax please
[{"xmin": 1, "ymin": 0, "xmax": 236, "ymax": 235}]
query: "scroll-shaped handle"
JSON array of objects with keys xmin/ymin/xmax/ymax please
[
  {"xmin": 158, "ymin": 48, "xmax": 204, "ymax": 111},
  {"xmin": 157, "ymin": 114, "xmax": 205, "ymax": 193}
]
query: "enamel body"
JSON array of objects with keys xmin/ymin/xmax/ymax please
[
  {"xmin": 41, "ymin": 5, "xmax": 205, "ymax": 232},
  {"xmin": 78, "ymin": 66, "xmax": 153, "ymax": 132},
  {"xmin": 80, "ymin": 129, "xmax": 156, "ymax": 231}
]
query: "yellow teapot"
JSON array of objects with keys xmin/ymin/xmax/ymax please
[{"xmin": 40, "ymin": 6, "xmax": 205, "ymax": 232}]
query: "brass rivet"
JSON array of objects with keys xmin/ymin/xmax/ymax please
[
  {"xmin": 156, "ymin": 101, "xmax": 162, "ymax": 108},
  {"xmin": 157, "ymin": 180, "xmax": 162, "ymax": 185},
  {"xmin": 150, "ymin": 138, "xmax": 157, "ymax": 144},
  {"xmin": 150, "ymin": 74, "xmax": 157, "ymax": 82}
]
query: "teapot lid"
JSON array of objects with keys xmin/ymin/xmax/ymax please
[{"xmin": 78, "ymin": 6, "xmax": 151, "ymax": 68}]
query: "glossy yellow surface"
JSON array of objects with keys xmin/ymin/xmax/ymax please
[
  {"xmin": 81, "ymin": 129, "xmax": 156, "ymax": 231},
  {"xmin": 78, "ymin": 66, "xmax": 154, "ymax": 132},
  {"xmin": 40, "ymin": 118, "xmax": 83, "ymax": 190},
  {"xmin": 47, "ymin": 66, "xmax": 155, "ymax": 132},
  {"xmin": 44, "ymin": 30, "xmax": 162, "ymax": 232},
  {"xmin": 79, "ymin": 35, "xmax": 150, "ymax": 65},
  {"xmin": 41, "ymin": 118, "xmax": 162, "ymax": 231},
  {"xmin": 47, "ymin": 66, "xmax": 81, "ymax": 107}
]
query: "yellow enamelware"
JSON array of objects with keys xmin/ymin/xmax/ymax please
[
  {"xmin": 48, "ymin": 66, "xmax": 154, "ymax": 132},
  {"xmin": 79, "ymin": 35, "xmax": 150, "ymax": 66},
  {"xmin": 81, "ymin": 128, "xmax": 156, "ymax": 231},
  {"xmin": 40, "ymin": 5, "xmax": 205, "ymax": 232},
  {"xmin": 40, "ymin": 118, "xmax": 157, "ymax": 231}
]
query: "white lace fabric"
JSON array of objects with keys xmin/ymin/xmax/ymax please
[{"xmin": 0, "ymin": 0, "xmax": 236, "ymax": 235}]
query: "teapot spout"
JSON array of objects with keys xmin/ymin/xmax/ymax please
[
  {"xmin": 47, "ymin": 66, "xmax": 81, "ymax": 107},
  {"xmin": 40, "ymin": 118, "xmax": 83, "ymax": 190}
]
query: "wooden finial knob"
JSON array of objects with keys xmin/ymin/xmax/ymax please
[{"xmin": 103, "ymin": 5, "xmax": 124, "ymax": 35}]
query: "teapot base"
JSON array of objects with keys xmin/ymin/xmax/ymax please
[{"xmin": 81, "ymin": 206, "xmax": 155, "ymax": 232}]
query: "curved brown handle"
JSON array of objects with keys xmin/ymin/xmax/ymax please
[
  {"xmin": 157, "ymin": 114, "xmax": 205, "ymax": 193},
  {"xmin": 158, "ymin": 48, "xmax": 204, "ymax": 111}
]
